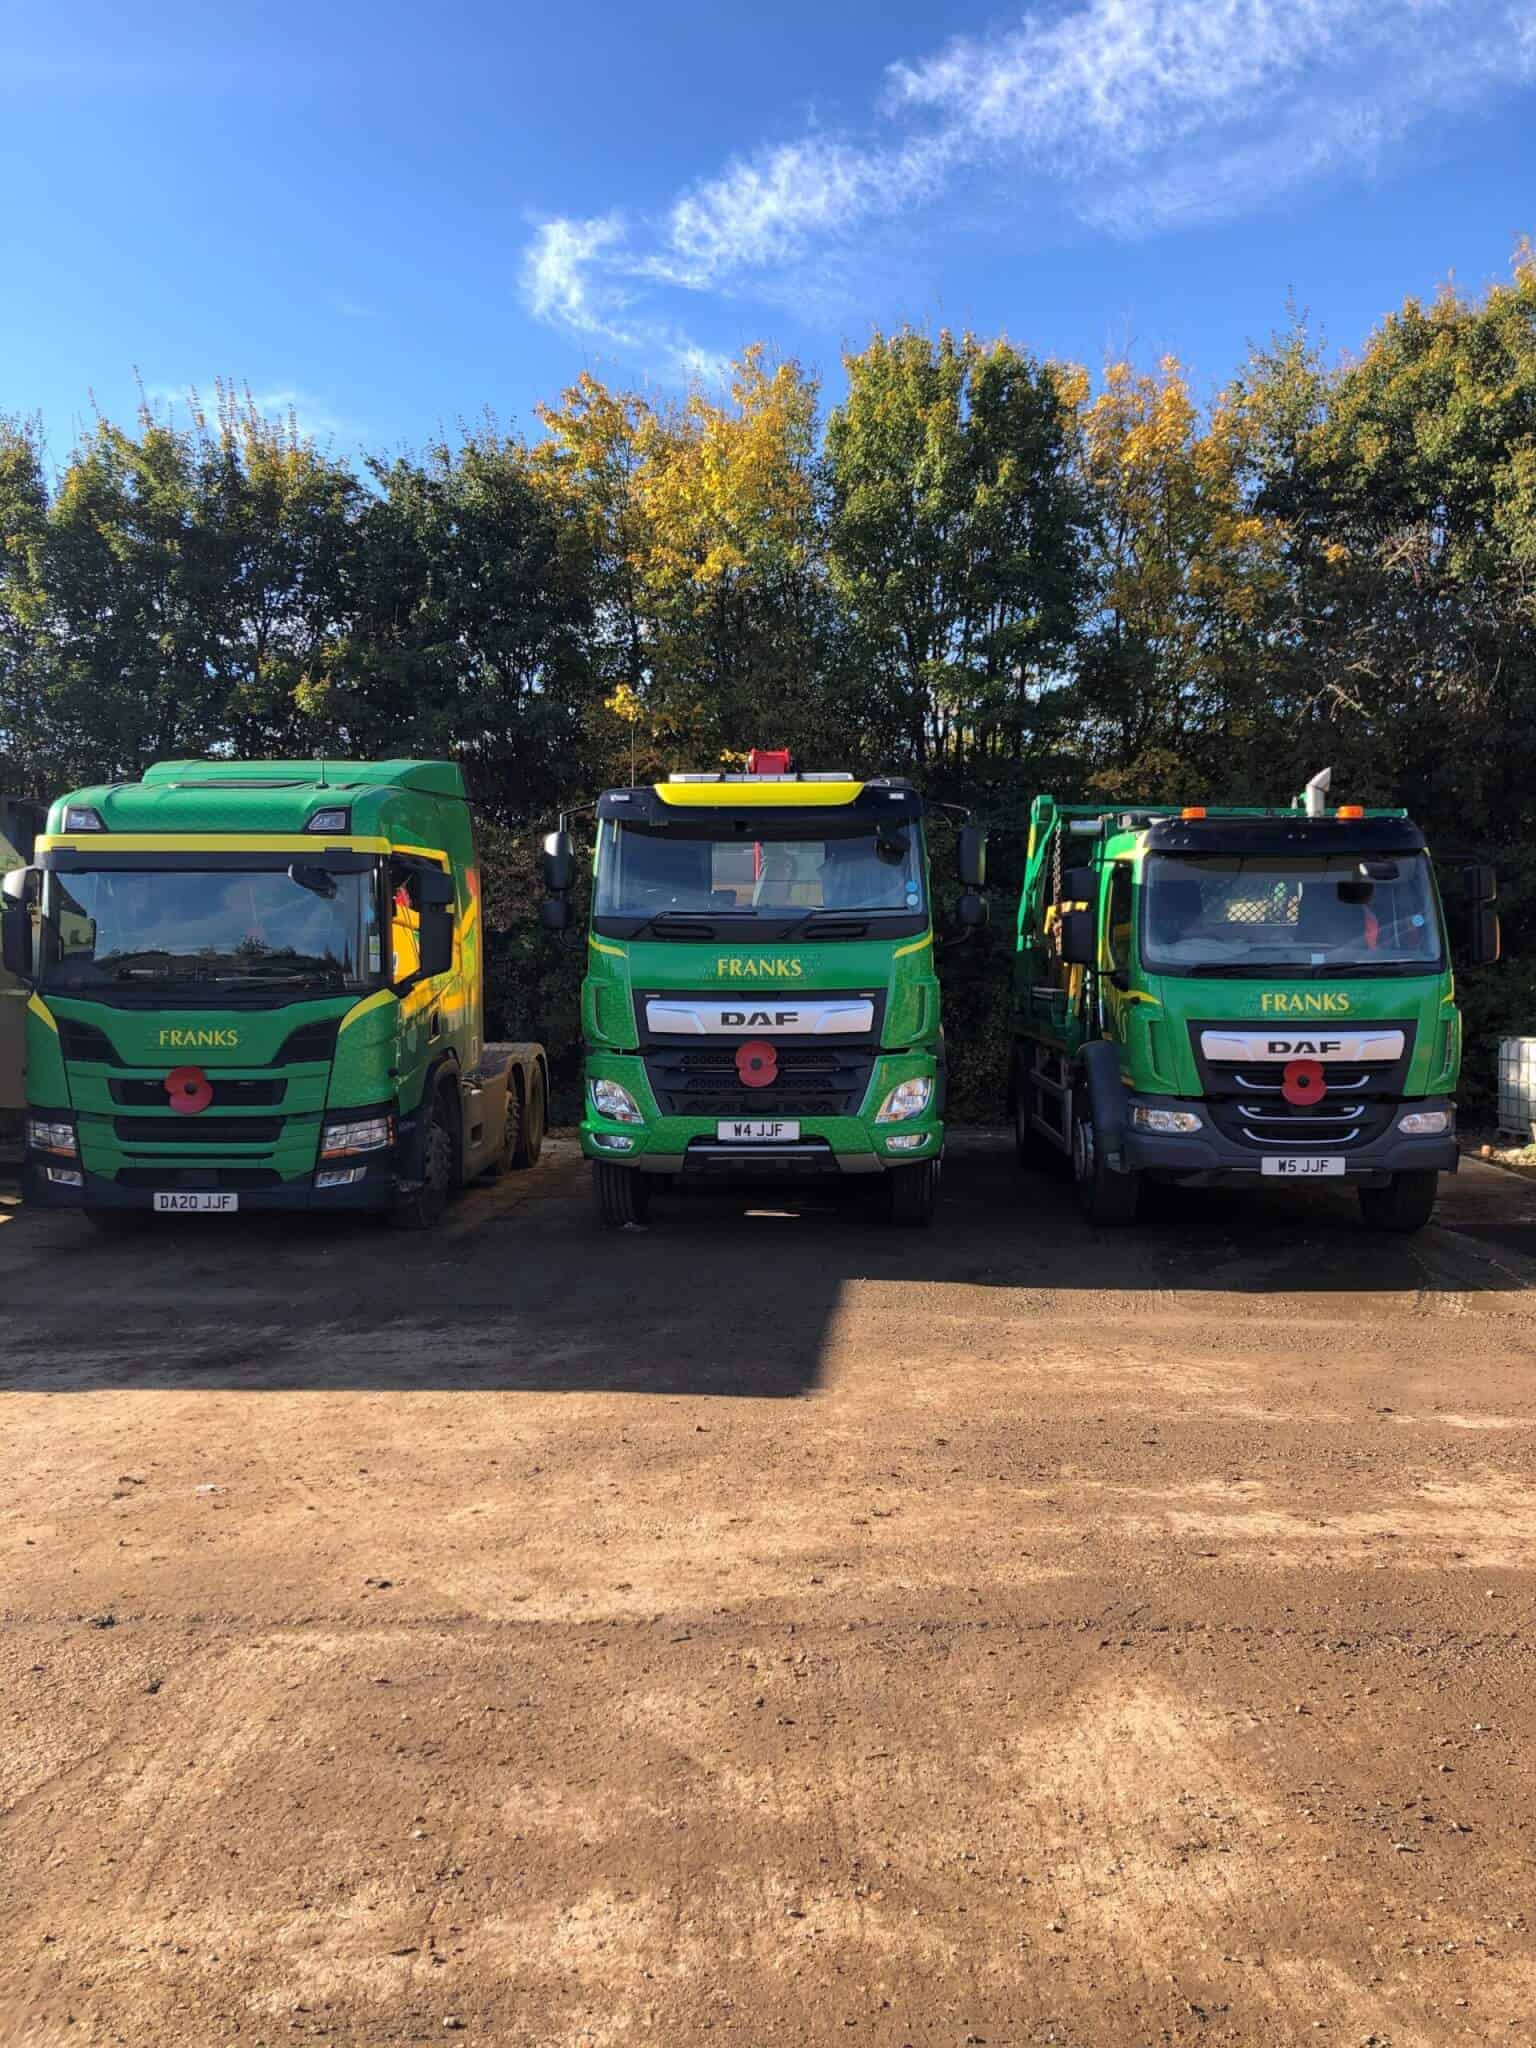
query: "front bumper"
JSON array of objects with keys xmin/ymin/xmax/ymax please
[
  {"xmin": 23, "ymin": 1157, "xmax": 397, "ymax": 1212},
  {"xmin": 580, "ymin": 1049, "xmax": 944, "ymax": 1177},
  {"xmin": 1119, "ymin": 1094, "xmax": 1458, "ymax": 1183}
]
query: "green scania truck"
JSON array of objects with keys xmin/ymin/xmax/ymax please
[
  {"xmin": 541, "ymin": 751, "xmax": 986, "ymax": 1226},
  {"xmin": 1, "ymin": 759, "xmax": 547, "ymax": 1226},
  {"xmin": 1011, "ymin": 776, "xmax": 1499, "ymax": 1232}
]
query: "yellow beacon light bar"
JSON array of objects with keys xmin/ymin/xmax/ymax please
[{"xmin": 655, "ymin": 780, "xmax": 864, "ymax": 808}]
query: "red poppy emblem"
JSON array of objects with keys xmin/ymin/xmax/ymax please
[
  {"xmin": 1281, "ymin": 1057, "xmax": 1326, "ymax": 1108},
  {"xmin": 735, "ymin": 1040, "xmax": 778, "ymax": 1089},
  {"xmin": 165, "ymin": 1065, "xmax": 214, "ymax": 1115}
]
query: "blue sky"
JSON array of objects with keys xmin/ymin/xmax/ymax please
[{"xmin": 2, "ymin": 0, "xmax": 1533, "ymax": 460}]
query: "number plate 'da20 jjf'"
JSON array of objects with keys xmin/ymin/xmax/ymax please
[{"xmin": 153, "ymin": 1191, "xmax": 240, "ymax": 1212}]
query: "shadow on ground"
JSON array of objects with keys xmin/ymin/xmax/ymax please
[{"xmin": 1, "ymin": 1134, "xmax": 1531, "ymax": 1399}]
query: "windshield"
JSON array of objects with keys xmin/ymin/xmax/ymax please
[
  {"xmin": 594, "ymin": 820, "xmax": 927, "ymax": 926},
  {"xmin": 1141, "ymin": 852, "xmax": 1444, "ymax": 975},
  {"xmin": 39, "ymin": 866, "xmax": 383, "ymax": 993}
]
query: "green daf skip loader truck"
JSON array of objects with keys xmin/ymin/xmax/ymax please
[
  {"xmin": 1011, "ymin": 771, "xmax": 1499, "ymax": 1233},
  {"xmin": 0, "ymin": 760, "xmax": 547, "ymax": 1226},
  {"xmin": 540, "ymin": 750, "xmax": 986, "ymax": 1227}
]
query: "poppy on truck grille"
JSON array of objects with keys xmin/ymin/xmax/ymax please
[
  {"xmin": 735, "ymin": 1041, "xmax": 778, "ymax": 1089},
  {"xmin": 164, "ymin": 1065, "xmax": 214, "ymax": 1115}
]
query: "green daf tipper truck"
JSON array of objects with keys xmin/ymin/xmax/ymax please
[
  {"xmin": 0, "ymin": 760, "xmax": 547, "ymax": 1226},
  {"xmin": 541, "ymin": 750, "xmax": 986, "ymax": 1227},
  {"xmin": 1011, "ymin": 773, "xmax": 1499, "ymax": 1233}
]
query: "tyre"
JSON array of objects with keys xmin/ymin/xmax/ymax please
[
  {"xmin": 594, "ymin": 1159, "xmax": 651, "ymax": 1228},
  {"xmin": 1358, "ymin": 1169, "xmax": 1439, "ymax": 1234},
  {"xmin": 885, "ymin": 1157, "xmax": 940, "ymax": 1226},
  {"xmin": 392, "ymin": 1087, "xmax": 456, "ymax": 1230},
  {"xmin": 1070, "ymin": 1091, "xmax": 1141, "ymax": 1226},
  {"xmin": 511, "ymin": 1064, "xmax": 546, "ymax": 1168}
]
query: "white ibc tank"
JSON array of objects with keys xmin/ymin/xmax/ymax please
[{"xmin": 1496, "ymin": 1038, "xmax": 1536, "ymax": 1137}]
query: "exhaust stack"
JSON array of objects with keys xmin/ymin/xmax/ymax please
[{"xmin": 1303, "ymin": 767, "xmax": 1332, "ymax": 819}]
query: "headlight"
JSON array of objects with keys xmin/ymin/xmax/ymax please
[
  {"xmin": 1129, "ymin": 1104, "xmax": 1203, "ymax": 1135},
  {"xmin": 1398, "ymin": 1108, "xmax": 1452, "ymax": 1136},
  {"xmin": 28, "ymin": 1118, "xmax": 77, "ymax": 1156},
  {"xmin": 320, "ymin": 1114, "xmax": 393, "ymax": 1158},
  {"xmin": 590, "ymin": 1078, "xmax": 644, "ymax": 1124},
  {"xmin": 875, "ymin": 1076, "xmax": 934, "ymax": 1124}
]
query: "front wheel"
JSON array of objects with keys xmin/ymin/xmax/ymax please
[
  {"xmin": 885, "ymin": 1157, "xmax": 940, "ymax": 1226},
  {"xmin": 594, "ymin": 1160, "xmax": 652, "ymax": 1228},
  {"xmin": 392, "ymin": 1090, "xmax": 455, "ymax": 1230},
  {"xmin": 1359, "ymin": 1169, "xmax": 1439, "ymax": 1234},
  {"xmin": 1071, "ymin": 1094, "xmax": 1141, "ymax": 1226},
  {"xmin": 512, "ymin": 1065, "xmax": 546, "ymax": 1168}
]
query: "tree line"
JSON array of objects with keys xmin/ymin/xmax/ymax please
[{"xmin": 3, "ymin": 251, "xmax": 1534, "ymax": 1111}]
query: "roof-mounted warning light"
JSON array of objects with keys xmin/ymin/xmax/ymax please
[
  {"xmin": 1337, "ymin": 804, "xmax": 1364, "ymax": 819},
  {"xmin": 1180, "ymin": 806, "xmax": 1207, "ymax": 820},
  {"xmin": 747, "ymin": 748, "xmax": 792, "ymax": 776}
]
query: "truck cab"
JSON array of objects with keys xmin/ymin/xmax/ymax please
[
  {"xmin": 1012, "ymin": 789, "xmax": 1498, "ymax": 1233},
  {"xmin": 1, "ymin": 760, "xmax": 547, "ymax": 1226},
  {"xmin": 543, "ymin": 753, "xmax": 985, "ymax": 1227}
]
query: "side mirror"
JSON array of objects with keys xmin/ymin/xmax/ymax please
[
  {"xmin": 957, "ymin": 890, "xmax": 988, "ymax": 930},
  {"xmin": 542, "ymin": 829, "xmax": 575, "ymax": 896},
  {"xmin": 1464, "ymin": 862, "xmax": 1498, "ymax": 904},
  {"xmin": 539, "ymin": 895, "xmax": 571, "ymax": 933},
  {"xmin": 1469, "ymin": 903, "xmax": 1501, "ymax": 968},
  {"xmin": 2, "ymin": 865, "xmax": 39, "ymax": 982},
  {"xmin": 416, "ymin": 866, "xmax": 455, "ymax": 910},
  {"xmin": 417, "ymin": 905, "xmax": 454, "ymax": 978},
  {"xmin": 1059, "ymin": 907, "xmax": 1096, "ymax": 966},
  {"xmin": 1061, "ymin": 866, "xmax": 1097, "ymax": 905},
  {"xmin": 956, "ymin": 824, "xmax": 987, "ymax": 891}
]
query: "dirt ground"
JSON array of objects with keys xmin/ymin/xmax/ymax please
[{"xmin": 3, "ymin": 1137, "xmax": 1535, "ymax": 2048}]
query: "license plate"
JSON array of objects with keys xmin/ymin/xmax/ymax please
[
  {"xmin": 153, "ymin": 1192, "xmax": 240, "ymax": 1212},
  {"xmin": 1260, "ymin": 1156, "xmax": 1345, "ymax": 1178},
  {"xmin": 716, "ymin": 1120, "xmax": 800, "ymax": 1142}
]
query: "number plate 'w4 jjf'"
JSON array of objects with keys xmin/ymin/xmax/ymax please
[{"xmin": 717, "ymin": 1121, "xmax": 800, "ymax": 1142}]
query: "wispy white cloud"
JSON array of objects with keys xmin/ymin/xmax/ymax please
[
  {"xmin": 147, "ymin": 381, "xmax": 347, "ymax": 442},
  {"xmin": 522, "ymin": 0, "xmax": 1536, "ymax": 367}
]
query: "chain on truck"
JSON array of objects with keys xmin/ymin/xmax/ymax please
[
  {"xmin": 1, "ymin": 760, "xmax": 547, "ymax": 1227},
  {"xmin": 541, "ymin": 749, "xmax": 987, "ymax": 1228},
  {"xmin": 1010, "ymin": 769, "xmax": 1500, "ymax": 1234}
]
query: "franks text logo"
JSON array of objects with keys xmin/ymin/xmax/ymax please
[
  {"xmin": 1260, "ymin": 992, "xmax": 1351, "ymax": 1015},
  {"xmin": 158, "ymin": 1028, "xmax": 240, "ymax": 1049},
  {"xmin": 715, "ymin": 958, "xmax": 805, "ymax": 979}
]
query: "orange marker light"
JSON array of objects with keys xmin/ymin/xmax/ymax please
[
  {"xmin": 1337, "ymin": 804, "xmax": 1364, "ymax": 819},
  {"xmin": 1181, "ymin": 806, "xmax": 1207, "ymax": 820}
]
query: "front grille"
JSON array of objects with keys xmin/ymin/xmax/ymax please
[
  {"xmin": 110, "ymin": 1077, "xmax": 286, "ymax": 1108},
  {"xmin": 115, "ymin": 1167, "xmax": 285, "ymax": 1189},
  {"xmin": 1191, "ymin": 1021, "xmax": 1416, "ymax": 1152},
  {"xmin": 644, "ymin": 1043, "xmax": 876, "ymax": 1119},
  {"xmin": 113, "ymin": 1117, "xmax": 284, "ymax": 1147}
]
